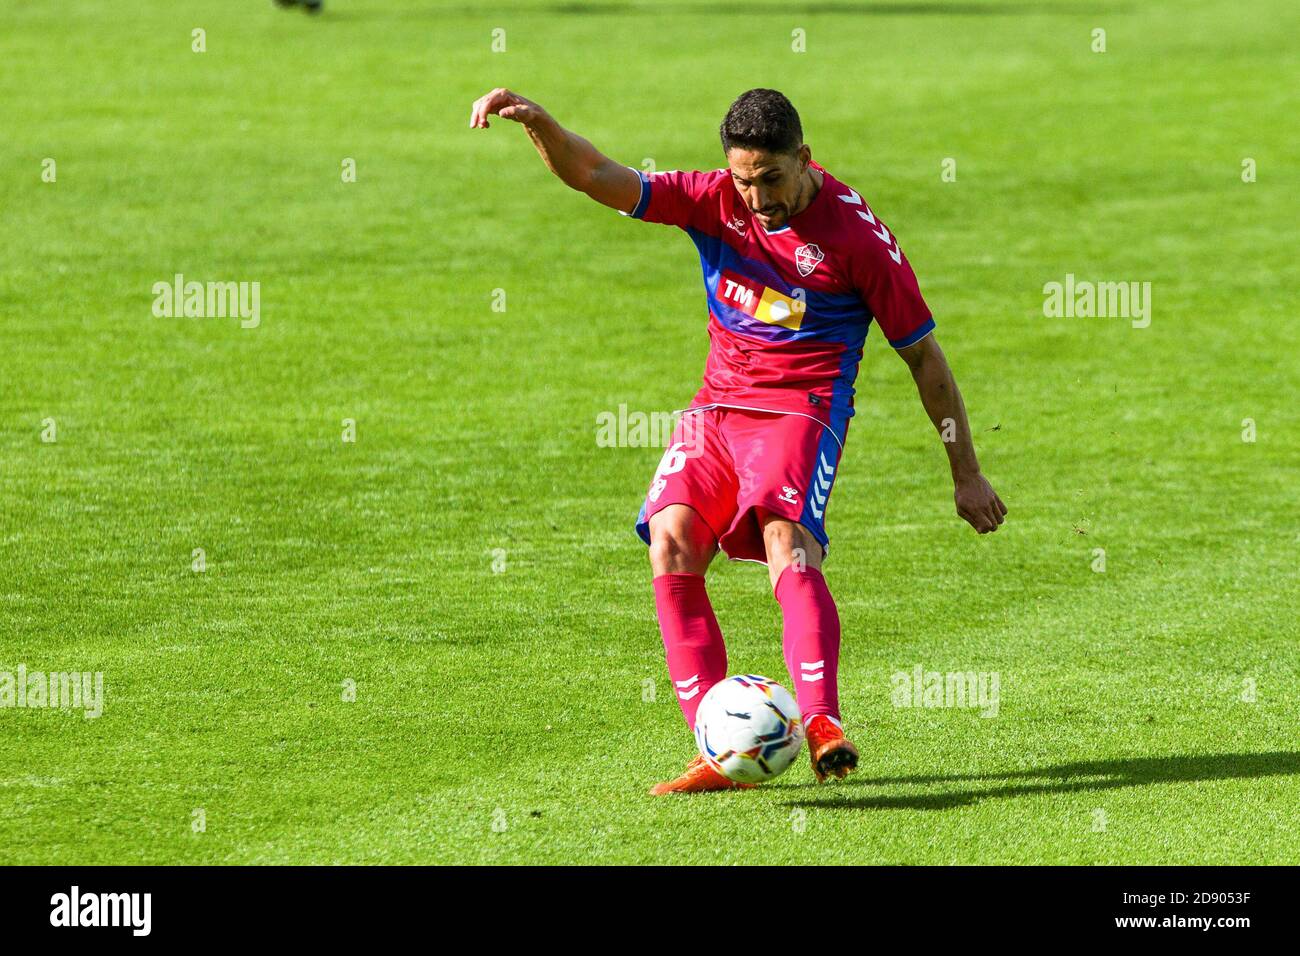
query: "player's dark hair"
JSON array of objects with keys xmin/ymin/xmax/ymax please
[{"xmin": 719, "ymin": 89, "xmax": 804, "ymax": 156}]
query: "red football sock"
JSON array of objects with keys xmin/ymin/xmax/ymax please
[
  {"xmin": 773, "ymin": 565, "xmax": 841, "ymax": 723},
  {"xmin": 652, "ymin": 573, "xmax": 728, "ymax": 729}
]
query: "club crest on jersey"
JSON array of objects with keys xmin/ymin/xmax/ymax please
[{"xmin": 794, "ymin": 243, "xmax": 824, "ymax": 277}]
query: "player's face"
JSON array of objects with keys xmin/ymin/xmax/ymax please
[{"xmin": 726, "ymin": 146, "xmax": 810, "ymax": 230}]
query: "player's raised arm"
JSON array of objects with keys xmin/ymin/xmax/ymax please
[
  {"xmin": 469, "ymin": 88, "xmax": 641, "ymax": 214},
  {"xmin": 896, "ymin": 333, "xmax": 1007, "ymax": 534}
]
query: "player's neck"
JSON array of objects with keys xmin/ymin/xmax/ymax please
[{"xmin": 790, "ymin": 167, "xmax": 824, "ymax": 219}]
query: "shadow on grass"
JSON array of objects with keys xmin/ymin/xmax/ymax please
[
  {"xmin": 786, "ymin": 752, "xmax": 1300, "ymax": 811},
  {"xmin": 319, "ymin": 2, "xmax": 1134, "ymax": 22},
  {"xmin": 532, "ymin": 2, "xmax": 1129, "ymax": 14}
]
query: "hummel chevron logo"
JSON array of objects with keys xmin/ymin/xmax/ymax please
[
  {"xmin": 801, "ymin": 660, "xmax": 826, "ymax": 683},
  {"xmin": 841, "ymin": 189, "xmax": 903, "ymax": 264},
  {"xmin": 676, "ymin": 674, "xmax": 701, "ymax": 701},
  {"xmin": 810, "ymin": 451, "xmax": 835, "ymax": 519}
]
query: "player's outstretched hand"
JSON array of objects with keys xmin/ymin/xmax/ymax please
[
  {"xmin": 954, "ymin": 473, "xmax": 1007, "ymax": 534},
  {"xmin": 469, "ymin": 88, "xmax": 545, "ymax": 129}
]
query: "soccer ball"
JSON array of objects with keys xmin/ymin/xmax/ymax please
[{"xmin": 694, "ymin": 675, "xmax": 804, "ymax": 783}]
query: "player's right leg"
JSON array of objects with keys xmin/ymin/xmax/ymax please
[
  {"xmin": 648, "ymin": 502, "xmax": 726, "ymax": 726},
  {"xmin": 647, "ymin": 506, "xmax": 751, "ymax": 795},
  {"xmin": 638, "ymin": 412, "xmax": 750, "ymax": 794},
  {"xmin": 638, "ymin": 411, "xmax": 738, "ymax": 728}
]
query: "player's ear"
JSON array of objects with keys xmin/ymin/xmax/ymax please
[{"xmin": 797, "ymin": 144, "xmax": 811, "ymax": 169}]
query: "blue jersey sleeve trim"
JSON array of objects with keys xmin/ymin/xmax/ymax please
[
  {"xmin": 888, "ymin": 317, "xmax": 936, "ymax": 349},
  {"xmin": 619, "ymin": 168, "xmax": 651, "ymax": 219}
]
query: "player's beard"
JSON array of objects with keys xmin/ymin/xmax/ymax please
[
  {"xmin": 758, "ymin": 197, "xmax": 790, "ymax": 228},
  {"xmin": 758, "ymin": 171, "xmax": 813, "ymax": 229}
]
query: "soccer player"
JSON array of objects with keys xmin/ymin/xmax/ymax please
[{"xmin": 470, "ymin": 87, "xmax": 1007, "ymax": 794}]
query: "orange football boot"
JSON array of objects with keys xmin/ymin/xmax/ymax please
[
  {"xmin": 649, "ymin": 755, "xmax": 756, "ymax": 796},
  {"xmin": 805, "ymin": 715, "xmax": 859, "ymax": 783}
]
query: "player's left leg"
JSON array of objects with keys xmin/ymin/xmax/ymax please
[
  {"xmin": 715, "ymin": 409, "xmax": 858, "ymax": 782},
  {"xmin": 759, "ymin": 511, "xmax": 858, "ymax": 782}
]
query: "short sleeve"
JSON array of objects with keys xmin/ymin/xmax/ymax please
[
  {"xmin": 852, "ymin": 225, "xmax": 935, "ymax": 348},
  {"xmin": 621, "ymin": 168, "xmax": 722, "ymax": 231}
]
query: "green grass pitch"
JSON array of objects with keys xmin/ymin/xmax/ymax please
[{"xmin": 2, "ymin": 0, "xmax": 1297, "ymax": 865}]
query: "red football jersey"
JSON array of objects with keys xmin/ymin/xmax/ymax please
[{"xmin": 623, "ymin": 161, "xmax": 934, "ymax": 437}]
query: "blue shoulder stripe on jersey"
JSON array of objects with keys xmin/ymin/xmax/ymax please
[
  {"xmin": 622, "ymin": 168, "xmax": 651, "ymax": 219},
  {"xmin": 888, "ymin": 317, "xmax": 936, "ymax": 349}
]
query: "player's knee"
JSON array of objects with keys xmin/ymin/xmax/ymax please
[
  {"xmin": 648, "ymin": 510, "xmax": 713, "ymax": 575},
  {"xmin": 760, "ymin": 516, "xmax": 798, "ymax": 557},
  {"xmin": 760, "ymin": 516, "xmax": 821, "ymax": 574},
  {"xmin": 647, "ymin": 535, "xmax": 677, "ymax": 573},
  {"xmin": 648, "ymin": 531, "xmax": 702, "ymax": 575}
]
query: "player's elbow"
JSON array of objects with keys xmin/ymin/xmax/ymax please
[{"xmin": 899, "ymin": 333, "xmax": 945, "ymax": 376}]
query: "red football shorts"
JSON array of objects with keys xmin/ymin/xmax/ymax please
[{"xmin": 635, "ymin": 406, "xmax": 847, "ymax": 563}]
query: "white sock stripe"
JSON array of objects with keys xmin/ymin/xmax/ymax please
[
  {"xmin": 677, "ymin": 686, "xmax": 701, "ymax": 701},
  {"xmin": 800, "ymin": 660, "xmax": 825, "ymax": 671},
  {"xmin": 674, "ymin": 674, "xmax": 700, "ymax": 688}
]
